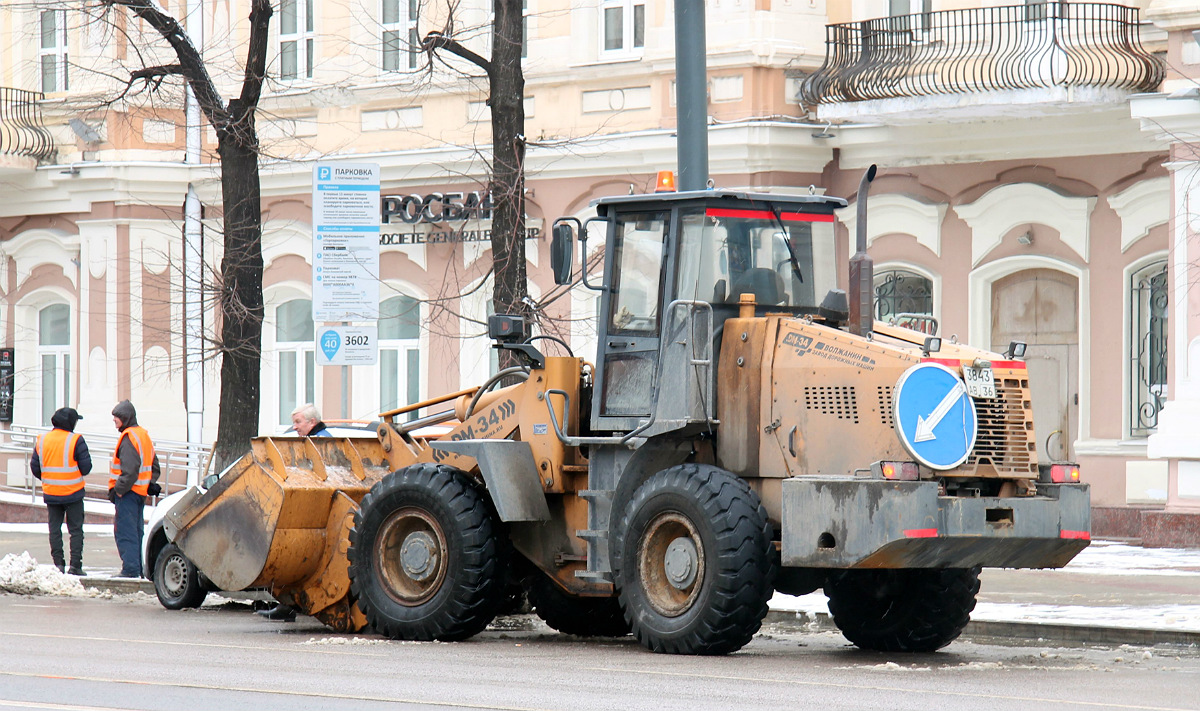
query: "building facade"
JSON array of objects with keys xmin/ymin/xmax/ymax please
[{"xmin": 1, "ymin": 0, "xmax": 1196, "ymax": 537}]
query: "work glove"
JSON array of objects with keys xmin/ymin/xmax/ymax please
[
  {"xmin": 107, "ymin": 489, "xmax": 117, "ymax": 504},
  {"xmin": 147, "ymin": 482, "xmax": 162, "ymax": 497}
]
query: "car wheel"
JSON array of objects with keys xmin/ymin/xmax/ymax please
[{"xmin": 154, "ymin": 543, "xmax": 207, "ymax": 610}]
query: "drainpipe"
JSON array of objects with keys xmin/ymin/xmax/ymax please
[{"xmin": 184, "ymin": 0, "xmax": 204, "ymax": 486}]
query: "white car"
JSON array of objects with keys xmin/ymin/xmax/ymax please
[{"xmin": 143, "ymin": 484, "xmax": 216, "ymax": 609}]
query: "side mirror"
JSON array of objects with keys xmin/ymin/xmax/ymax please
[{"xmin": 551, "ymin": 222, "xmax": 575, "ymax": 285}]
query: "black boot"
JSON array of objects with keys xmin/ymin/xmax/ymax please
[
  {"xmin": 67, "ymin": 565, "xmax": 84, "ymax": 576},
  {"xmin": 255, "ymin": 604, "xmax": 297, "ymax": 622}
]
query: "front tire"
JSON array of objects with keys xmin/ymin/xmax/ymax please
[
  {"xmin": 348, "ymin": 463, "xmax": 506, "ymax": 641},
  {"xmin": 613, "ymin": 464, "xmax": 774, "ymax": 655},
  {"xmin": 154, "ymin": 544, "xmax": 207, "ymax": 610},
  {"xmin": 824, "ymin": 567, "xmax": 980, "ymax": 652}
]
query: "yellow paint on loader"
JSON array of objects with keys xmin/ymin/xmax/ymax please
[{"xmin": 171, "ymin": 357, "xmax": 588, "ymax": 632}]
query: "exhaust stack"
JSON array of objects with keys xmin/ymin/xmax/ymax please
[{"xmin": 848, "ymin": 165, "xmax": 878, "ymax": 337}]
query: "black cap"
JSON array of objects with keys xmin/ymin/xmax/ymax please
[{"xmin": 51, "ymin": 408, "xmax": 83, "ymax": 432}]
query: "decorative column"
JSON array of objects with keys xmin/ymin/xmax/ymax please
[{"xmin": 1132, "ymin": 0, "xmax": 1200, "ymax": 545}]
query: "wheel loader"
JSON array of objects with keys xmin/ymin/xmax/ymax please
[{"xmin": 163, "ymin": 166, "xmax": 1090, "ymax": 654}]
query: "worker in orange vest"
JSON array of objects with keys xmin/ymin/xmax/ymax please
[
  {"xmin": 109, "ymin": 400, "xmax": 161, "ymax": 578},
  {"xmin": 31, "ymin": 407, "xmax": 92, "ymax": 575}
]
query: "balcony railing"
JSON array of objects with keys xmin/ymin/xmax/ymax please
[
  {"xmin": 799, "ymin": 2, "xmax": 1164, "ymax": 105},
  {"xmin": 0, "ymin": 88, "xmax": 56, "ymax": 162}
]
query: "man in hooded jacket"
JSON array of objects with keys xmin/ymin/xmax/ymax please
[
  {"xmin": 109, "ymin": 400, "xmax": 162, "ymax": 578},
  {"xmin": 31, "ymin": 407, "xmax": 92, "ymax": 575}
]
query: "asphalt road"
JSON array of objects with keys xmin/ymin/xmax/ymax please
[{"xmin": 2, "ymin": 593, "xmax": 1199, "ymax": 711}]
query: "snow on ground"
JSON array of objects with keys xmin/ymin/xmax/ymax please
[
  {"xmin": 769, "ymin": 593, "xmax": 1200, "ymax": 632},
  {"xmin": 769, "ymin": 540, "xmax": 1200, "ymax": 631},
  {"xmin": 300, "ymin": 637, "xmax": 395, "ymax": 646},
  {"xmin": 0, "ymin": 552, "xmax": 101, "ymax": 597},
  {"xmin": 0, "ymin": 523, "xmax": 114, "ymax": 535},
  {"xmin": 970, "ymin": 602, "xmax": 1200, "ymax": 631},
  {"xmin": 1056, "ymin": 540, "xmax": 1200, "ymax": 576}
]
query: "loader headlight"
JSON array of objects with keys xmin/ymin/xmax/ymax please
[{"xmin": 1004, "ymin": 341, "xmax": 1027, "ymax": 359}]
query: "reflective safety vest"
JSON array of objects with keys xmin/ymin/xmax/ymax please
[
  {"xmin": 109, "ymin": 425, "xmax": 155, "ymax": 496},
  {"xmin": 36, "ymin": 430, "xmax": 84, "ymax": 498}
]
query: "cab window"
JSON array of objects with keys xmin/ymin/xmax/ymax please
[{"xmin": 608, "ymin": 212, "xmax": 668, "ymax": 334}]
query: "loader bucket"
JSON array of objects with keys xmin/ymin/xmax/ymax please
[{"xmin": 168, "ymin": 437, "xmax": 395, "ymax": 628}]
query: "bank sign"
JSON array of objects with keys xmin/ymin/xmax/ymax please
[
  {"xmin": 379, "ymin": 191, "xmax": 542, "ymax": 246},
  {"xmin": 313, "ymin": 162, "xmax": 381, "ymax": 322}
]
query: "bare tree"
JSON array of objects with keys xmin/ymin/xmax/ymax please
[
  {"xmin": 97, "ymin": 0, "xmax": 272, "ymax": 468},
  {"xmin": 423, "ymin": 0, "xmax": 528, "ymax": 361}
]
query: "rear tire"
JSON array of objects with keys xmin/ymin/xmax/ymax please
[
  {"xmin": 527, "ymin": 574, "xmax": 630, "ymax": 637},
  {"xmin": 613, "ymin": 464, "xmax": 774, "ymax": 655},
  {"xmin": 348, "ymin": 463, "xmax": 506, "ymax": 641},
  {"xmin": 154, "ymin": 544, "xmax": 207, "ymax": 610},
  {"xmin": 824, "ymin": 567, "xmax": 980, "ymax": 652}
]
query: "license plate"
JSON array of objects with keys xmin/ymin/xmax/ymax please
[{"xmin": 962, "ymin": 365, "xmax": 996, "ymax": 399}]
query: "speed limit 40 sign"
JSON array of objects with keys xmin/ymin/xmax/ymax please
[{"xmin": 316, "ymin": 325, "xmax": 378, "ymax": 366}]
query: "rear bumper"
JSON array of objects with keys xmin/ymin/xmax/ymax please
[{"xmin": 780, "ymin": 478, "xmax": 1090, "ymax": 569}]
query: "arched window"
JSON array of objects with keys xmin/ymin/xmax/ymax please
[
  {"xmin": 1130, "ymin": 260, "xmax": 1168, "ymax": 437},
  {"xmin": 38, "ymin": 303, "xmax": 70, "ymax": 426},
  {"xmin": 276, "ymin": 299, "xmax": 314, "ymax": 426},
  {"xmin": 873, "ymin": 268, "xmax": 935, "ymax": 333},
  {"xmin": 379, "ymin": 294, "xmax": 420, "ymax": 418}
]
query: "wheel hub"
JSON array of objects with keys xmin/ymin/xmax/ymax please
[
  {"xmin": 164, "ymin": 554, "xmax": 187, "ymax": 594},
  {"xmin": 663, "ymin": 537, "xmax": 698, "ymax": 590},
  {"xmin": 637, "ymin": 512, "xmax": 705, "ymax": 617},
  {"xmin": 376, "ymin": 507, "xmax": 448, "ymax": 606},
  {"xmin": 400, "ymin": 531, "xmax": 439, "ymax": 581}
]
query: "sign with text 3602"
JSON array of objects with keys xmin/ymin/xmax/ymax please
[
  {"xmin": 313, "ymin": 162, "xmax": 381, "ymax": 321},
  {"xmin": 316, "ymin": 326, "xmax": 379, "ymax": 366}
]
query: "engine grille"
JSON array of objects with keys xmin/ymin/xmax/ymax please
[
  {"xmin": 877, "ymin": 385, "xmax": 894, "ymax": 428},
  {"xmin": 805, "ymin": 386, "xmax": 860, "ymax": 424},
  {"xmin": 966, "ymin": 376, "xmax": 1038, "ymax": 475}
]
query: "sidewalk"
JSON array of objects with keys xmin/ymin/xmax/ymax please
[
  {"xmin": 0, "ymin": 523, "xmax": 153, "ymax": 595},
  {"xmin": 3, "ymin": 524, "xmax": 1198, "ymax": 646}
]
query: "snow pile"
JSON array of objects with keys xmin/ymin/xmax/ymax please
[
  {"xmin": 301, "ymin": 637, "xmax": 394, "ymax": 646},
  {"xmin": 0, "ymin": 552, "xmax": 95, "ymax": 597}
]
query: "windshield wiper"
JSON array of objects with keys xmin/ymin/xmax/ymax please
[{"xmin": 768, "ymin": 203, "xmax": 804, "ymax": 285}]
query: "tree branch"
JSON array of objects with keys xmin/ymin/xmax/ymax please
[
  {"xmin": 238, "ymin": 0, "xmax": 273, "ymax": 117},
  {"xmin": 422, "ymin": 31, "xmax": 492, "ymax": 76},
  {"xmin": 101, "ymin": 0, "xmax": 229, "ymax": 129},
  {"xmin": 130, "ymin": 63, "xmax": 183, "ymax": 82}
]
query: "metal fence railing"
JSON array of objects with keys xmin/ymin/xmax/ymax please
[
  {"xmin": 799, "ymin": 2, "xmax": 1164, "ymax": 105},
  {"xmin": 0, "ymin": 87, "xmax": 56, "ymax": 162},
  {"xmin": 0, "ymin": 425, "xmax": 211, "ymax": 503}
]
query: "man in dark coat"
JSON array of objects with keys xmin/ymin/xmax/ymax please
[
  {"xmin": 109, "ymin": 400, "xmax": 162, "ymax": 578},
  {"xmin": 31, "ymin": 407, "xmax": 92, "ymax": 575}
]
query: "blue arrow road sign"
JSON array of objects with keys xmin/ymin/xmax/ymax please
[{"xmin": 893, "ymin": 362, "xmax": 977, "ymax": 470}]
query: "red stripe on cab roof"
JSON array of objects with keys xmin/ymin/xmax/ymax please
[{"xmin": 706, "ymin": 207, "xmax": 835, "ymax": 222}]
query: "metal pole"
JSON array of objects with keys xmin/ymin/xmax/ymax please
[
  {"xmin": 675, "ymin": 0, "xmax": 708, "ymax": 192},
  {"xmin": 341, "ymin": 322, "xmax": 349, "ymax": 419},
  {"xmin": 184, "ymin": 0, "xmax": 204, "ymax": 486}
]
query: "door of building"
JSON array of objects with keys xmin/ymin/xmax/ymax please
[{"xmin": 990, "ymin": 268, "xmax": 1079, "ymax": 462}]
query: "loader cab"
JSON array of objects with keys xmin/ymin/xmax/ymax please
[{"xmin": 580, "ymin": 190, "xmax": 847, "ymax": 434}]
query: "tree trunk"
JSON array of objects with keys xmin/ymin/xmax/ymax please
[
  {"xmin": 213, "ymin": 110, "xmax": 264, "ymax": 470},
  {"xmin": 490, "ymin": 0, "xmax": 528, "ymax": 360}
]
